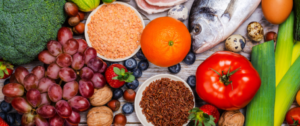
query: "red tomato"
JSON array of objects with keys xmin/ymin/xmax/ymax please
[
  {"xmin": 196, "ymin": 51, "xmax": 261, "ymax": 110},
  {"xmin": 285, "ymin": 107, "xmax": 300, "ymax": 126}
]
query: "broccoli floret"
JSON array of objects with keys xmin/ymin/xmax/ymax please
[{"xmin": 0, "ymin": 0, "xmax": 67, "ymax": 65}]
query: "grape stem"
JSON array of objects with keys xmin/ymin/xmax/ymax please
[{"xmin": 59, "ymin": 79, "xmax": 63, "ymax": 85}]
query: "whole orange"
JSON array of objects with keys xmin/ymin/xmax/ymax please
[{"xmin": 141, "ymin": 17, "xmax": 191, "ymax": 67}]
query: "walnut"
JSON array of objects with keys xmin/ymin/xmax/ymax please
[
  {"xmin": 87, "ymin": 106, "xmax": 113, "ymax": 126},
  {"xmin": 218, "ymin": 110, "xmax": 245, "ymax": 126},
  {"xmin": 89, "ymin": 85, "xmax": 113, "ymax": 106}
]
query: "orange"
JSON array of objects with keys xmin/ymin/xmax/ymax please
[
  {"xmin": 296, "ymin": 90, "xmax": 300, "ymax": 106},
  {"xmin": 140, "ymin": 17, "xmax": 191, "ymax": 67}
]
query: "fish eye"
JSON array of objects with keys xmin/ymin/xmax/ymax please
[{"xmin": 193, "ymin": 25, "xmax": 201, "ymax": 34}]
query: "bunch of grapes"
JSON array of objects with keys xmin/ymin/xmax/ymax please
[{"xmin": 2, "ymin": 27, "xmax": 107, "ymax": 125}]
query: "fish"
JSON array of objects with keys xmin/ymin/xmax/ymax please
[{"xmin": 189, "ymin": 0, "xmax": 261, "ymax": 53}]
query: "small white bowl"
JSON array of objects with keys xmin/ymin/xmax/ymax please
[
  {"xmin": 134, "ymin": 74, "xmax": 195, "ymax": 126},
  {"xmin": 85, "ymin": 2, "xmax": 145, "ymax": 62}
]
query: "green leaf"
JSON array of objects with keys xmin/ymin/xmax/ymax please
[
  {"xmin": 197, "ymin": 121, "xmax": 203, "ymax": 126},
  {"xmin": 118, "ymin": 75, "xmax": 123, "ymax": 80},
  {"xmin": 189, "ymin": 108, "xmax": 200, "ymax": 113},
  {"xmin": 121, "ymin": 68, "xmax": 125, "ymax": 75},
  {"xmin": 0, "ymin": 70, "xmax": 4, "ymax": 78},
  {"xmin": 112, "ymin": 76, "xmax": 118, "ymax": 80},
  {"xmin": 203, "ymin": 113, "xmax": 210, "ymax": 121},
  {"xmin": 124, "ymin": 73, "xmax": 129, "ymax": 79},
  {"xmin": 113, "ymin": 67, "xmax": 121, "ymax": 75},
  {"xmin": 125, "ymin": 75, "xmax": 135, "ymax": 82},
  {"xmin": 3, "ymin": 69, "xmax": 8, "ymax": 75},
  {"xmin": 188, "ymin": 114, "xmax": 196, "ymax": 120}
]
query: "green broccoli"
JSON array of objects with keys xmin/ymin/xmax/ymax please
[{"xmin": 0, "ymin": 0, "xmax": 67, "ymax": 65}]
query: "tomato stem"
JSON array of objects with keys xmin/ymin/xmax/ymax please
[{"xmin": 210, "ymin": 66, "xmax": 240, "ymax": 90}]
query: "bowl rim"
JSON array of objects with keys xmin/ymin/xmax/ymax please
[
  {"xmin": 134, "ymin": 74, "xmax": 196, "ymax": 126},
  {"xmin": 84, "ymin": 1, "xmax": 145, "ymax": 62}
]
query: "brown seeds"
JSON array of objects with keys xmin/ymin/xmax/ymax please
[{"xmin": 140, "ymin": 78, "xmax": 194, "ymax": 126}]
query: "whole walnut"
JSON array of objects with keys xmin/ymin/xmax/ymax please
[
  {"xmin": 218, "ymin": 110, "xmax": 245, "ymax": 126},
  {"xmin": 89, "ymin": 85, "xmax": 113, "ymax": 106},
  {"xmin": 87, "ymin": 106, "xmax": 113, "ymax": 126}
]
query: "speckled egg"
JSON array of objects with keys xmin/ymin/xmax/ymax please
[
  {"xmin": 225, "ymin": 34, "xmax": 246, "ymax": 53},
  {"xmin": 168, "ymin": 5, "xmax": 189, "ymax": 22}
]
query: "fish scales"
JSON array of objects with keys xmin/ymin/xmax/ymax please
[{"xmin": 189, "ymin": 0, "xmax": 261, "ymax": 53}]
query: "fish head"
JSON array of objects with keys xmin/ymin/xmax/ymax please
[{"xmin": 190, "ymin": 17, "xmax": 223, "ymax": 53}]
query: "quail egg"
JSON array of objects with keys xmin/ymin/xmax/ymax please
[
  {"xmin": 225, "ymin": 34, "xmax": 246, "ymax": 53},
  {"xmin": 247, "ymin": 22, "xmax": 264, "ymax": 42},
  {"xmin": 168, "ymin": 5, "xmax": 189, "ymax": 22}
]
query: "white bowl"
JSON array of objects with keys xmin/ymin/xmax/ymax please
[
  {"xmin": 84, "ymin": 2, "xmax": 145, "ymax": 62},
  {"xmin": 134, "ymin": 74, "xmax": 195, "ymax": 126}
]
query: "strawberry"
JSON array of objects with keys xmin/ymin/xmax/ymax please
[
  {"xmin": 0, "ymin": 59, "xmax": 13, "ymax": 79},
  {"xmin": 105, "ymin": 64, "xmax": 135, "ymax": 88},
  {"xmin": 188, "ymin": 104, "xmax": 220, "ymax": 126},
  {"xmin": 0, "ymin": 117, "xmax": 8, "ymax": 126}
]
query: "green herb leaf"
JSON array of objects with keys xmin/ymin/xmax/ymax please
[
  {"xmin": 112, "ymin": 76, "xmax": 118, "ymax": 80},
  {"xmin": 125, "ymin": 75, "xmax": 135, "ymax": 82},
  {"xmin": 0, "ymin": 70, "xmax": 4, "ymax": 78},
  {"xmin": 113, "ymin": 67, "xmax": 121, "ymax": 75},
  {"xmin": 121, "ymin": 68, "xmax": 125, "ymax": 75}
]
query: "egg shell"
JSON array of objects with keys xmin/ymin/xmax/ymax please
[
  {"xmin": 225, "ymin": 34, "xmax": 246, "ymax": 53},
  {"xmin": 168, "ymin": 5, "xmax": 189, "ymax": 22},
  {"xmin": 247, "ymin": 22, "xmax": 264, "ymax": 42}
]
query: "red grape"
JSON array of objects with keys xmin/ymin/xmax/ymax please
[
  {"xmin": 63, "ymin": 81, "xmax": 79, "ymax": 100},
  {"xmin": 36, "ymin": 104, "xmax": 56, "ymax": 118},
  {"xmin": 9, "ymin": 73, "xmax": 18, "ymax": 83},
  {"xmin": 4, "ymin": 96, "xmax": 14, "ymax": 103},
  {"xmin": 38, "ymin": 77, "xmax": 55, "ymax": 93},
  {"xmin": 68, "ymin": 96, "xmax": 90, "ymax": 112},
  {"xmin": 59, "ymin": 67, "xmax": 77, "ymax": 82},
  {"xmin": 38, "ymin": 50, "xmax": 56, "ymax": 64},
  {"xmin": 24, "ymin": 73, "xmax": 39, "ymax": 90},
  {"xmin": 78, "ymin": 80, "xmax": 94, "ymax": 98},
  {"xmin": 26, "ymin": 89, "xmax": 41, "ymax": 108},
  {"xmin": 72, "ymin": 52, "xmax": 85, "ymax": 70},
  {"xmin": 40, "ymin": 93, "xmax": 51, "ymax": 106},
  {"xmin": 84, "ymin": 47, "xmax": 97, "ymax": 64},
  {"xmin": 49, "ymin": 114, "xmax": 65, "ymax": 126},
  {"xmin": 79, "ymin": 67, "xmax": 94, "ymax": 80},
  {"xmin": 66, "ymin": 109, "xmax": 80, "ymax": 125},
  {"xmin": 56, "ymin": 53, "xmax": 73, "ymax": 68},
  {"xmin": 77, "ymin": 39, "xmax": 88, "ymax": 53},
  {"xmin": 47, "ymin": 40, "xmax": 63, "ymax": 56},
  {"xmin": 55, "ymin": 100, "xmax": 72, "ymax": 118},
  {"xmin": 31, "ymin": 66, "xmax": 45, "ymax": 81},
  {"xmin": 63, "ymin": 39, "xmax": 79, "ymax": 55},
  {"xmin": 46, "ymin": 63, "xmax": 61, "ymax": 80},
  {"xmin": 22, "ymin": 112, "xmax": 35, "ymax": 126},
  {"xmin": 2, "ymin": 83, "xmax": 25, "ymax": 97},
  {"xmin": 15, "ymin": 66, "xmax": 29, "ymax": 85},
  {"xmin": 98, "ymin": 60, "xmax": 107, "ymax": 73},
  {"xmin": 35, "ymin": 114, "xmax": 49, "ymax": 126},
  {"xmin": 11, "ymin": 97, "xmax": 32, "ymax": 113},
  {"xmin": 91, "ymin": 73, "xmax": 106, "ymax": 89},
  {"xmin": 58, "ymin": 27, "xmax": 73, "ymax": 46},
  {"xmin": 48, "ymin": 84, "xmax": 63, "ymax": 102},
  {"xmin": 87, "ymin": 58, "xmax": 103, "ymax": 72}
]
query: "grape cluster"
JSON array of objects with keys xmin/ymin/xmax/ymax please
[{"xmin": 2, "ymin": 27, "xmax": 107, "ymax": 125}]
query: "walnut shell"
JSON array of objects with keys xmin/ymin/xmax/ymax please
[
  {"xmin": 89, "ymin": 85, "xmax": 113, "ymax": 106},
  {"xmin": 247, "ymin": 22, "xmax": 264, "ymax": 42},
  {"xmin": 218, "ymin": 110, "xmax": 245, "ymax": 126},
  {"xmin": 87, "ymin": 106, "xmax": 113, "ymax": 126}
]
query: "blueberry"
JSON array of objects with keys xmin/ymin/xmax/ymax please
[
  {"xmin": 14, "ymin": 113, "xmax": 22, "ymax": 125},
  {"xmin": 122, "ymin": 103, "xmax": 134, "ymax": 114},
  {"xmin": 138, "ymin": 60, "xmax": 149, "ymax": 71},
  {"xmin": 124, "ymin": 58, "xmax": 137, "ymax": 70},
  {"xmin": 126, "ymin": 79, "xmax": 139, "ymax": 90},
  {"xmin": 0, "ymin": 112, "xmax": 6, "ymax": 122},
  {"xmin": 4, "ymin": 79, "xmax": 10, "ymax": 85},
  {"xmin": 132, "ymin": 68, "xmax": 142, "ymax": 78},
  {"xmin": 183, "ymin": 51, "xmax": 196, "ymax": 65},
  {"xmin": 168, "ymin": 64, "xmax": 181, "ymax": 74},
  {"xmin": 136, "ymin": 49, "xmax": 147, "ymax": 60},
  {"xmin": 6, "ymin": 113, "xmax": 14, "ymax": 125},
  {"xmin": 0, "ymin": 101, "xmax": 12, "ymax": 113},
  {"xmin": 187, "ymin": 75, "xmax": 196, "ymax": 88},
  {"xmin": 113, "ymin": 88, "xmax": 123, "ymax": 99}
]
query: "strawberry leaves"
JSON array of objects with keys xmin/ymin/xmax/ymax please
[
  {"xmin": 112, "ymin": 67, "xmax": 135, "ymax": 82},
  {"xmin": 0, "ymin": 60, "xmax": 13, "ymax": 78},
  {"xmin": 188, "ymin": 108, "xmax": 216, "ymax": 126}
]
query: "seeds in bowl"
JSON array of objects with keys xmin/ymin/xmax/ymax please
[
  {"xmin": 140, "ymin": 78, "xmax": 194, "ymax": 126},
  {"xmin": 87, "ymin": 3, "xmax": 143, "ymax": 59}
]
